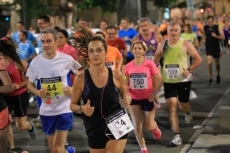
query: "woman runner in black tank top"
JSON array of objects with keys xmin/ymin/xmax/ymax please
[{"xmin": 70, "ymin": 35, "xmax": 131, "ymax": 152}]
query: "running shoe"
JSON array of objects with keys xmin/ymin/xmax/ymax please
[
  {"xmin": 216, "ymin": 75, "xmax": 221, "ymax": 84},
  {"xmin": 29, "ymin": 121, "xmax": 37, "ymax": 140},
  {"xmin": 167, "ymin": 134, "xmax": 182, "ymax": 147},
  {"xmin": 67, "ymin": 146, "xmax": 75, "ymax": 153},
  {"xmin": 152, "ymin": 121, "xmax": 161, "ymax": 140},
  {"xmin": 208, "ymin": 78, "xmax": 213, "ymax": 86},
  {"xmin": 185, "ymin": 111, "xmax": 193, "ymax": 124},
  {"xmin": 141, "ymin": 150, "xmax": 148, "ymax": 153}
]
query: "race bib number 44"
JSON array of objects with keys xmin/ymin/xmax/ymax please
[
  {"xmin": 106, "ymin": 108, "xmax": 134, "ymax": 140},
  {"xmin": 165, "ymin": 64, "xmax": 180, "ymax": 79},
  {"xmin": 41, "ymin": 77, "xmax": 64, "ymax": 104},
  {"xmin": 130, "ymin": 73, "xmax": 147, "ymax": 89}
]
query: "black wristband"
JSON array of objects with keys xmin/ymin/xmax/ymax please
[{"xmin": 187, "ymin": 68, "xmax": 192, "ymax": 73}]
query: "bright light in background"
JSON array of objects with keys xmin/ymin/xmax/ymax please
[
  {"xmin": 0, "ymin": 0, "xmax": 13, "ymax": 4},
  {"xmin": 164, "ymin": 8, "xmax": 169, "ymax": 19},
  {"xmin": 5, "ymin": 17, "xmax": 9, "ymax": 21}
]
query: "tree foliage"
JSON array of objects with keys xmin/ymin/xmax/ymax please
[
  {"xmin": 11, "ymin": 0, "xmax": 53, "ymax": 19},
  {"xmin": 152, "ymin": 0, "xmax": 180, "ymax": 9},
  {"xmin": 194, "ymin": 1, "xmax": 212, "ymax": 9},
  {"xmin": 75, "ymin": 0, "xmax": 117, "ymax": 13}
]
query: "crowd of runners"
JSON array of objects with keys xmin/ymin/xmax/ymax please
[{"xmin": 0, "ymin": 13, "xmax": 228, "ymax": 153}]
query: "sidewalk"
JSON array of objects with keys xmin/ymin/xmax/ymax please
[{"xmin": 188, "ymin": 87, "xmax": 230, "ymax": 153}]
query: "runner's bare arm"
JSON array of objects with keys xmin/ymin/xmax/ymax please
[
  {"xmin": 217, "ymin": 26, "xmax": 225, "ymax": 40},
  {"xmin": 70, "ymin": 73, "xmax": 84, "ymax": 113},
  {"xmin": 113, "ymin": 71, "xmax": 127, "ymax": 97},
  {"xmin": 113, "ymin": 70, "xmax": 130, "ymax": 108},
  {"xmin": 152, "ymin": 72, "xmax": 163, "ymax": 93},
  {"xmin": 15, "ymin": 60, "xmax": 28, "ymax": 89},
  {"xmin": 131, "ymin": 35, "xmax": 139, "ymax": 43},
  {"xmin": 184, "ymin": 40, "xmax": 202, "ymax": 71},
  {"xmin": 153, "ymin": 25, "xmax": 163, "ymax": 43},
  {"xmin": 116, "ymin": 57, "xmax": 123, "ymax": 71},
  {"xmin": 0, "ymin": 70, "xmax": 13, "ymax": 93},
  {"xmin": 153, "ymin": 41, "xmax": 163, "ymax": 64},
  {"xmin": 27, "ymin": 81, "xmax": 41, "ymax": 96}
]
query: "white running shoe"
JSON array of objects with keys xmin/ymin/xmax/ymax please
[{"xmin": 185, "ymin": 111, "xmax": 193, "ymax": 124}]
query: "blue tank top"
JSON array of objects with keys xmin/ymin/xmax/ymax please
[{"xmin": 139, "ymin": 32, "xmax": 158, "ymax": 56}]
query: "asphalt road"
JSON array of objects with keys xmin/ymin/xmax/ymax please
[{"xmin": 12, "ymin": 53, "xmax": 230, "ymax": 153}]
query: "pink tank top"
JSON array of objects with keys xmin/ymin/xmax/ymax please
[
  {"xmin": 5, "ymin": 62, "xmax": 27, "ymax": 96},
  {"xmin": 124, "ymin": 59, "xmax": 158, "ymax": 100}
]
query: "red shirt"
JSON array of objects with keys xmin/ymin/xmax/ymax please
[{"xmin": 107, "ymin": 38, "xmax": 126, "ymax": 53}]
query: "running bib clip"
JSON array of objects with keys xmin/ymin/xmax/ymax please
[
  {"xmin": 106, "ymin": 108, "xmax": 134, "ymax": 140},
  {"xmin": 165, "ymin": 64, "xmax": 180, "ymax": 79},
  {"xmin": 130, "ymin": 73, "xmax": 147, "ymax": 89}
]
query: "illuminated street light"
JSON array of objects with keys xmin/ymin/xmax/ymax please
[{"xmin": 200, "ymin": 8, "xmax": 204, "ymax": 13}]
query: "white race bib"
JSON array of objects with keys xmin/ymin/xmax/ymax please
[
  {"xmin": 145, "ymin": 55, "xmax": 154, "ymax": 61},
  {"xmin": 106, "ymin": 108, "xmax": 134, "ymax": 140},
  {"xmin": 130, "ymin": 73, "xmax": 148, "ymax": 89},
  {"xmin": 165, "ymin": 64, "xmax": 180, "ymax": 79},
  {"xmin": 105, "ymin": 62, "xmax": 114, "ymax": 70}
]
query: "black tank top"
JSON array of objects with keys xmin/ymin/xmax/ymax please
[
  {"xmin": 82, "ymin": 68, "xmax": 121, "ymax": 131},
  {"xmin": 204, "ymin": 24, "xmax": 221, "ymax": 50},
  {"xmin": 0, "ymin": 80, "xmax": 7, "ymax": 112}
]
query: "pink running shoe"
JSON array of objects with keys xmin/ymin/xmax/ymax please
[
  {"xmin": 152, "ymin": 121, "xmax": 161, "ymax": 140},
  {"xmin": 141, "ymin": 150, "xmax": 148, "ymax": 153}
]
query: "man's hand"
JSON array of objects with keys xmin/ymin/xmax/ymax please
[
  {"xmin": 37, "ymin": 88, "xmax": 48, "ymax": 98},
  {"xmin": 211, "ymin": 32, "xmax": 217, "ymax": 38},
  {"xmin": 64, "ymin": 86, "xmax": 72, "ymax": 97},
  {"xmin": 182, "ymin": 68, "xmax": 190, "ymax": 78}
]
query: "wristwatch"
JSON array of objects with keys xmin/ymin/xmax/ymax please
[
  {"xmin": 153, "ymin": 91, "xmax": 158, "ymax": 95},
  {"xmin": 187, "ymin": 68, "xmax": 192, "ymax": 73}
]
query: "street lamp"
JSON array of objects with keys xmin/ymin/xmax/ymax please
[
  {"xmin": 200, "ymin": 8, "xmax": 204, "ymax": 20},
  {"xmin": 200, "ymin": 8, "xmax": 204, "ymax": 14}
]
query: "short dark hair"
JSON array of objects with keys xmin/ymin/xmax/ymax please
[
  {"xmin": 37, "ymin": 14, "xmax": 50, "ymax": 23},
  {"xmin": 95, "ymin": 31, "xmax": 106, "ymax": 39},
  {"xmin": 78, "ymin": 18, "xmax": 87, "ymax": 22},
  {"xmin": 121, "ymin": 17, "xmax": 130, "ymax": 23},
  {"xmin": 207, "ymin": 15, "xmax": 214, "ymax": 21},
  {"xmin": 88, "ymin": 35, "xmax": 107, "ymax": 52},
  {"xmin": 58, "ymin": 29, "xmax": 69, "ymax": 38},
  {"xmin": 100, "ymin": 20, "xmax": 108, "ymax": 25},
  {"xmin": 20, "ymin": 30, "xmax": 28, "ymax": 39},
  {"xmin": 54, "ymin": 26, "xmax": 61, "ymax": 31},
  {"xmin": 106, "ymin": 25, "xmax": 117, "ymax": 31},
  {"xmin": 17, "ymin": 21, "xmax": 24, "ymax": 26}
]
